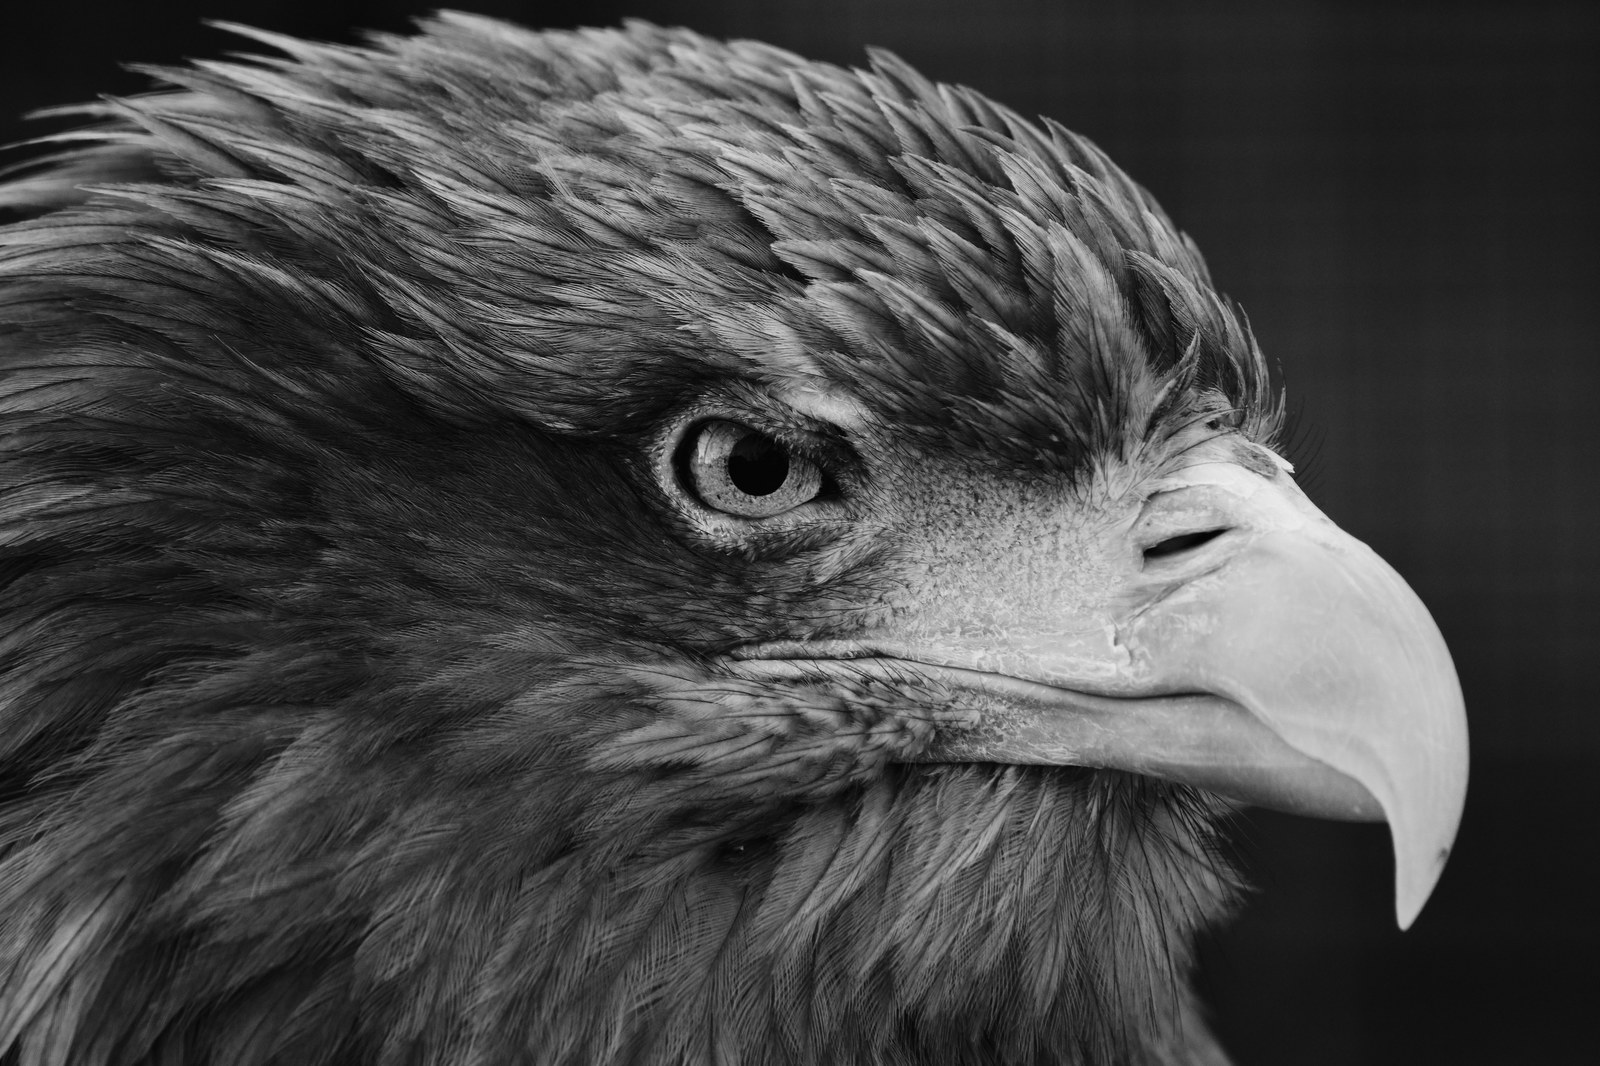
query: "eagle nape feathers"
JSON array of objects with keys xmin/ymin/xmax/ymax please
[{"xmin": 0, "ymin": 14, "xmax": 1468, "ymax": 1066}]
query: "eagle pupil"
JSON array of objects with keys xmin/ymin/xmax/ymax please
[{"xmin": 727, "ymin": 434, "xmax": 789, "ymax": 496}]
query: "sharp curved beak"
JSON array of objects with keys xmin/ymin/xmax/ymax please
[
  {"xmin": 1122, "ymin": 521, "xmax": 1465, "ymax": 927},
  {"xmin": 775, "ymin": 454, "xmax": 1469, "ymax": 928}
]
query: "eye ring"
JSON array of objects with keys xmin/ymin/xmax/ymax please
[{"xmin": 679, "ymin": 420, "xmax": 823, "ymax": 519}]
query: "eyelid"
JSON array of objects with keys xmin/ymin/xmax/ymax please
[
  {"xmin": 672, "ymin": 396, "xmax": 855, "ymax": 471},
  {"xmin": 773, "ymin": 385, "xmax": 871, "ymax": 431}
]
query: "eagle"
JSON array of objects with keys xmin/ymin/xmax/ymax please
[{"xmin": 0, "ymin": 14, "xmax": 1468, "ymax": 1066}]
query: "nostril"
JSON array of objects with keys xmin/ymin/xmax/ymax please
[{"xmin": 1144, "ymin": 528, "xmax": 1229, "ymax": 561}]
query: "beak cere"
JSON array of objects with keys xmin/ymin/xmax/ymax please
[{"xmin": 746, "ymin": 451, "xmax": 1469, "ymax": 929}]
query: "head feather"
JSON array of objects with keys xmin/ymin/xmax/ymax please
[{"xmin": 1, "ymin": 14, "xmax": 1277, "ymax": 457}]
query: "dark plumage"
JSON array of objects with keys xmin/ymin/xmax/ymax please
[{"xmin": 0, "ymin": 15, "xmax": 1466, "ymax": 1066}]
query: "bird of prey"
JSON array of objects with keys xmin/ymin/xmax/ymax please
[{"xmin": 0, "ymin": 14, "xmax": 1468, "ymax": 1066}]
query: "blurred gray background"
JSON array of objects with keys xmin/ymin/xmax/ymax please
[{"xmin": 5, "ymin": 2, "xmax": 1593, "ymax": 1063}]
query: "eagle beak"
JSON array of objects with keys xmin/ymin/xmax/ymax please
[{"xmin": 885, "ymin": 456, "xmax": 1470, "ymax": 929}]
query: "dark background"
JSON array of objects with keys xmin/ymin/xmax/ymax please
[{"xmin": 4, "ymin": 2, "xmax": 1593, "ymax": 1063}]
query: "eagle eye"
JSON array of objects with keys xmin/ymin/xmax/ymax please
[{"xmin": 680, "ymin": 420, "xmax": 823, "ymax": 518}]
